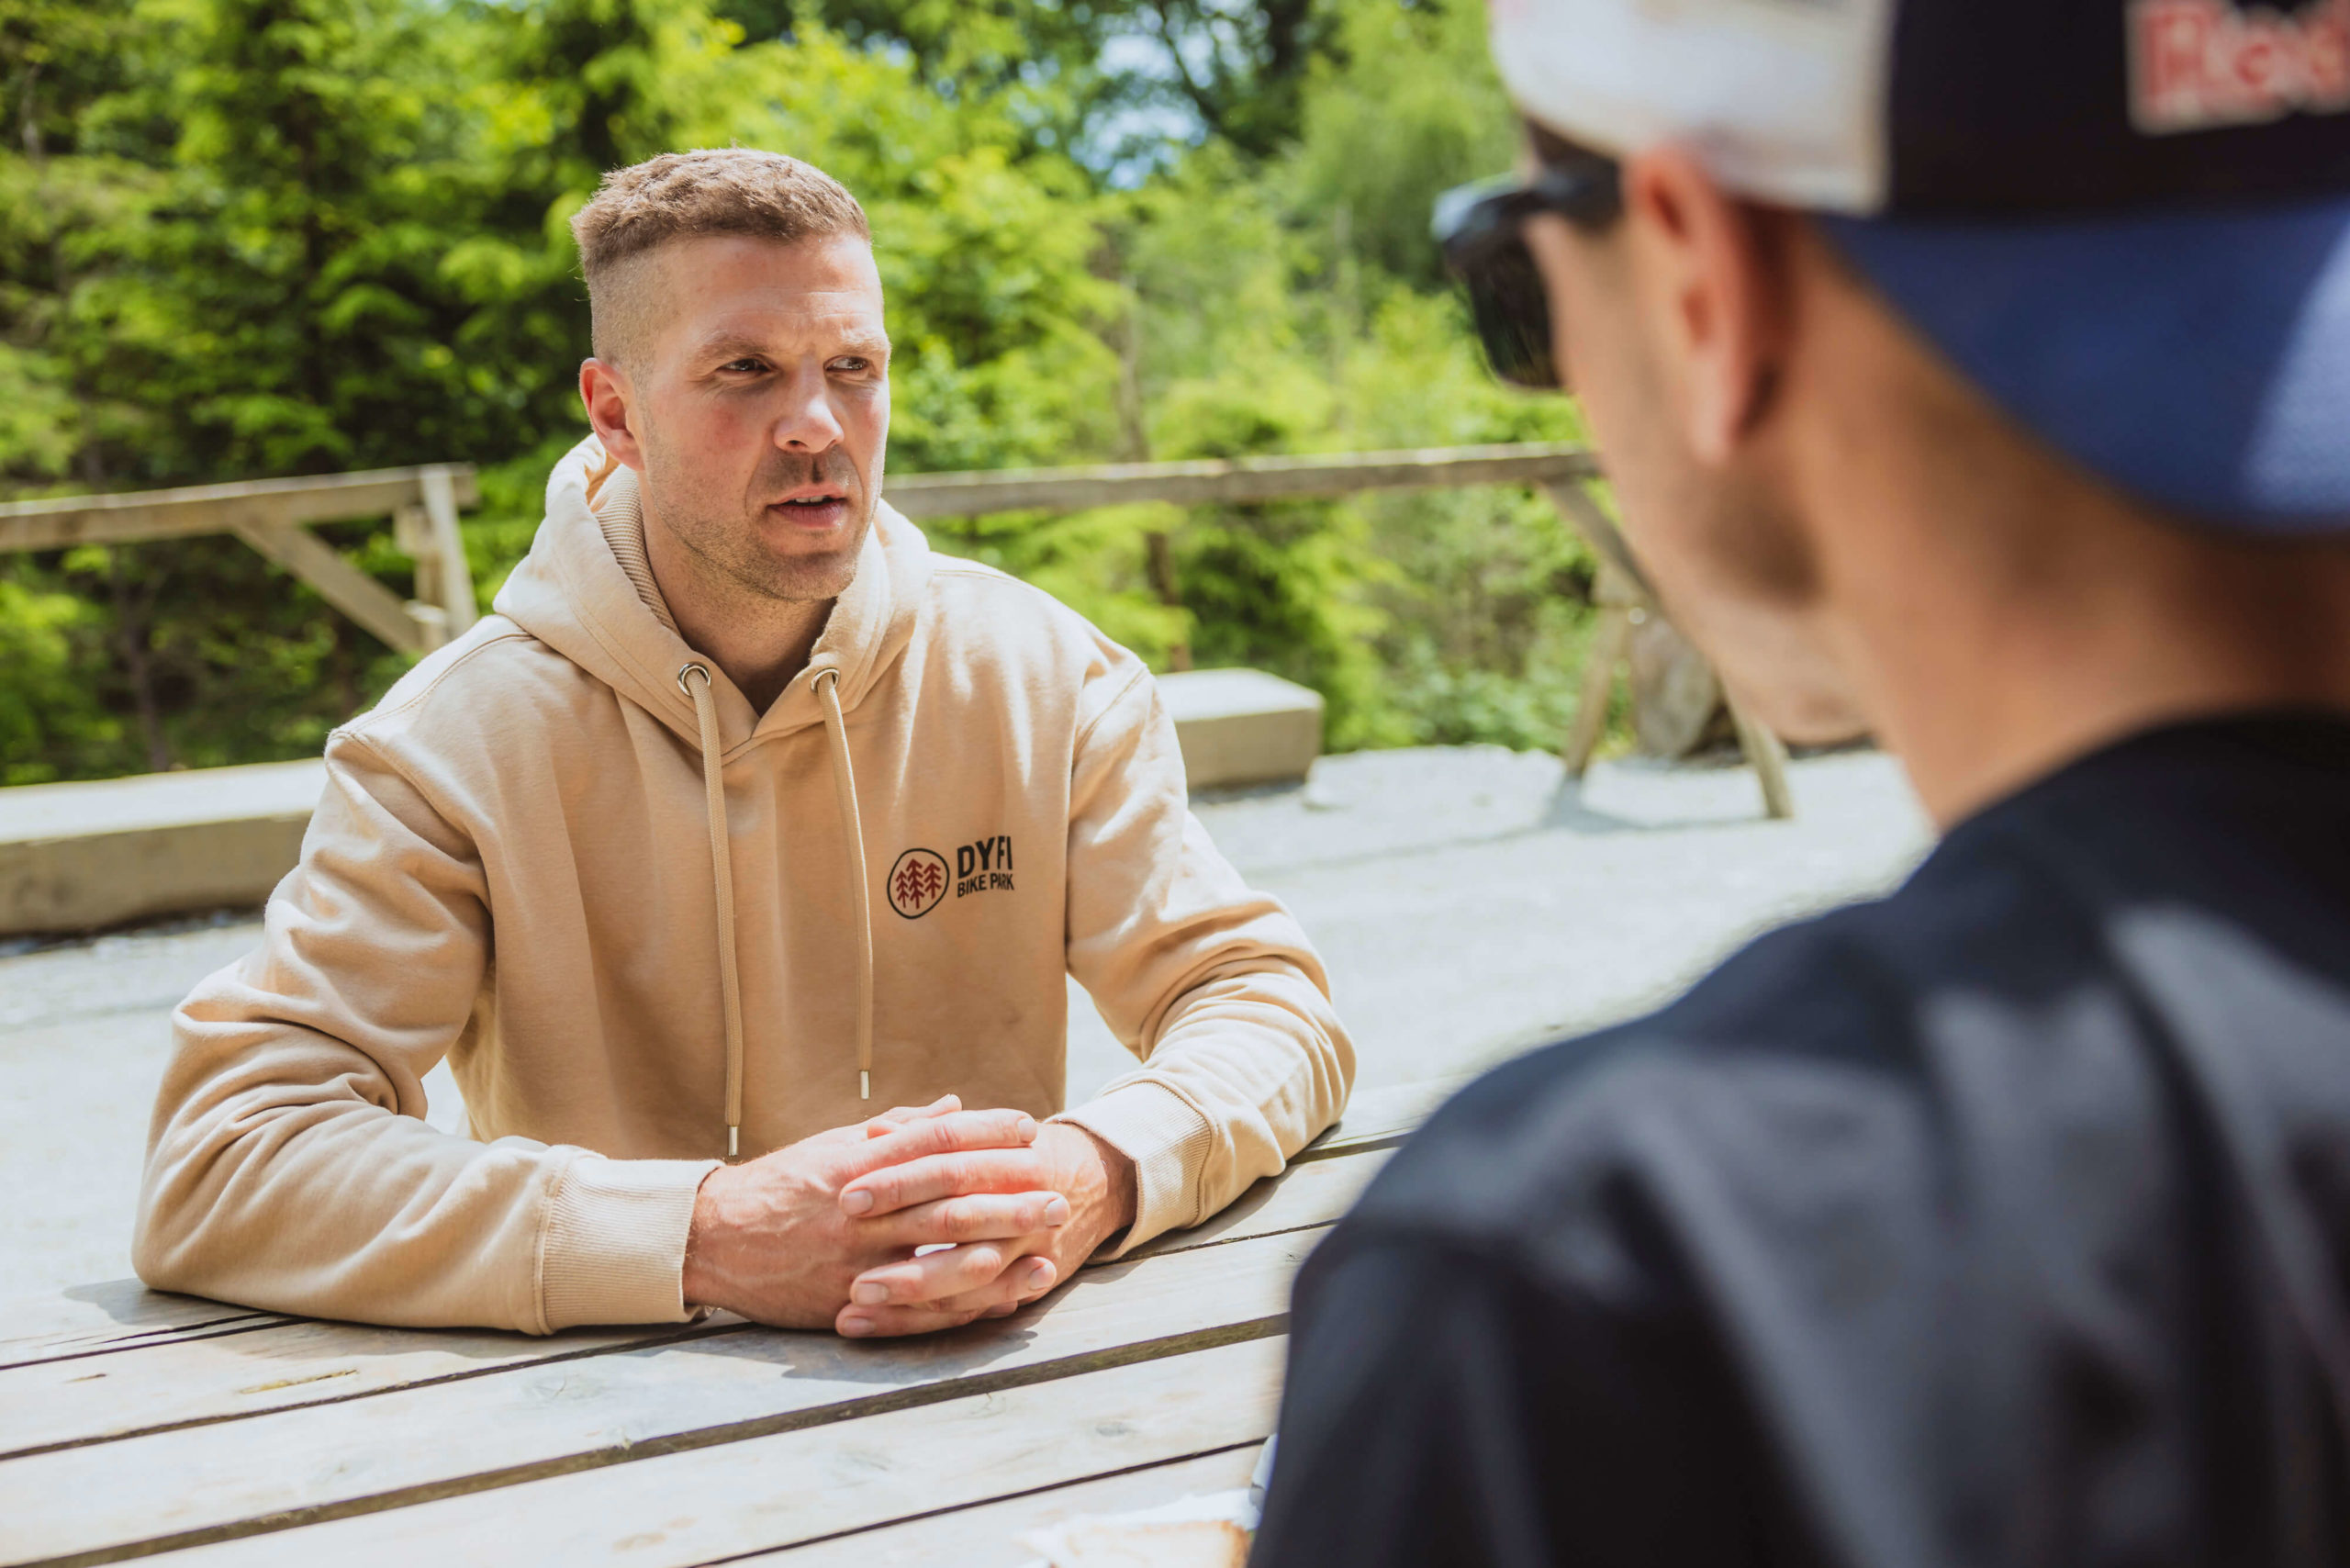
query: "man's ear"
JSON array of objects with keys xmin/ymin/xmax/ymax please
[
  {"xmin": 1617, "ymin": 147, "xmax": 1793, "ymax": 466},
  {"xmin": 579, "ymin": 357, "xmax": 647, "ymax": 471}
]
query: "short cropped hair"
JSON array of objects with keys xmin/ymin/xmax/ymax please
[{"xmin": 570, "ymin": 149, "xmax": 870, "ymax": 364}]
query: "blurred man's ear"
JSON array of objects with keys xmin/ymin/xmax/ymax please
[{"xmin": 1617, "ymin": 147, "xmax": 1796, "ymax": 466}]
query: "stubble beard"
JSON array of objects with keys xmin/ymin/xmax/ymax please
[{"xmin": 644, "ymin": 443, "xmax": 877, "ymax": 607}]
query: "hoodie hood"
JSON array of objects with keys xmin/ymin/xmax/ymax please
[
  {"xmin": 494, "ymin": 433, "xmax": 926, "ymax": 1127},
  {"xmin": 494, "ymin": 433, "xmax": 932, "ymax": 756}
]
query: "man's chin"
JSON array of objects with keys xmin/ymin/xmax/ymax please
[
  {"xmin": 733, "ymin": 533, "xmax": 864, "ymax": 603},
  {"xmin": 748, "ymin": 556, "xmax": 858, "ymax": 605}
]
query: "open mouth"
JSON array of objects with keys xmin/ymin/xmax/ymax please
[{"xmin": 768, "ymin": 488, "xmax": 851, "ymax": 525}]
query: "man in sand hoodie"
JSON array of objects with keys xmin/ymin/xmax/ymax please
[{"xmin": 132, "ymin": 149, "xmax": 1353, "ymax": 1339}]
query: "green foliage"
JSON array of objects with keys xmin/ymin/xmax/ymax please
[
  {"xmin": 0, "ymin": 575, "xmax": 112, "ymax": 783},
  {"xmin": 1289, "ymin": 0, "xmax": 1519, "ymax": 287},
  {"xmin": 1, "ymin": 0, "xmax": 1615, "ymax": 783}
]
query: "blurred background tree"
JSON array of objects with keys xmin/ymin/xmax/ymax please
[{"xmin": 0, "ymin": 0, "xmax": 1607, "ymax": 782}]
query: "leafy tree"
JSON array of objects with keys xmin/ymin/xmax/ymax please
[{"xmin": 1, "ymin": 0, "xmax": 1617, "ymax": 783}]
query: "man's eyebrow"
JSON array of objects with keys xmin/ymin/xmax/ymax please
[
  {"xmin": 688, "ymin": 330, "xmax": 892, "ymax": 362},
  {"xmin": 687, "ymin": 332, "xmax": 769, "ymax": 363}
]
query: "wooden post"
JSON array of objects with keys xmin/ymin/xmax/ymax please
[
  {"xmin": 1728, "ymin": 699, "xmax": 1796, "ymax": 820},
  {"xmin": 0, "ymin": 465, "xmax": 477, "ymax": 658},
  {"xmin": 1541, "ymin": 479, "xmax": 1796, "ymax": 819},
  {"xmin": 391, "ymin": 504, "xmax": 446, "ymax": 649},
  {"xmin": 231, "ymin": 521, "xmax": 434, "ymax": 655},
  {"xmin": 1562, "ymin": 607, "xmax": 1630, "ymax": 778},
  {"xmin": 418, "ymin": 465, "xmax": 476, "ymax": 635}
]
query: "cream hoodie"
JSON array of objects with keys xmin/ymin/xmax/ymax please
[{"xmin": 132, "ymin": 439, "xmax": 1353, "ymax": 1334}]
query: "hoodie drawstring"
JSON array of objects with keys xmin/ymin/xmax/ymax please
[
  {"xmin": 678, "ymin": 664, "xmax": 747, "ymax": 1159},
  {"xmin": 678, "ymin": 662, "xmax": 877, "ymax": 1161},
  {"xmin": 813, "ymin": 668, "xmax": 876, "ymax": 1103}
]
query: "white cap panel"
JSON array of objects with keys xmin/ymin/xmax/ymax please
[{"xmin": 1487, "ymin": 0, "xmax": 1899, "ymax": 213}]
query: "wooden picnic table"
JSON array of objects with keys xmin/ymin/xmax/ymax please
[{"xmin": 0, "ymin": 1080, "xmax": 1451, "ymax": 1568}]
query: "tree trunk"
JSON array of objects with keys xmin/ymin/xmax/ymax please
[
  {"xmin": 106, "ymin": 553, "xmax": 173, "ymax": 774},
  {"xmin": 1117, "ymin": 277, "xmax": 1192, "ymax": 672}
]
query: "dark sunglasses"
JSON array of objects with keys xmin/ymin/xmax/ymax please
[{"xmin": 1432, "ymin": 162, "xmax": 1623, "ymax": 389}]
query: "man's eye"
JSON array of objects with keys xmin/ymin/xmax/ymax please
[
  {"xmin": 832, "ymin": 357, "xmax": 870, "ymax": 374},
  {"xmin": 722, "ymin": 359, "xmax": 766, "ymax": 375}
]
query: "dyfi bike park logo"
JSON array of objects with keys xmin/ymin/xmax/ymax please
[{"xmin": 887, "ymin": 848, "xmax": 948, "ymax": 919}]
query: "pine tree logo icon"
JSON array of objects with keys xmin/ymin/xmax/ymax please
[{"xmin": 887, "ymin": 848, "xmax": 949, "ymax": 919}]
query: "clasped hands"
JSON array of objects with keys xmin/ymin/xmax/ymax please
[{"xmin": 681, "ymin": 1095, "xmax": 1137, "ymax": 1338}]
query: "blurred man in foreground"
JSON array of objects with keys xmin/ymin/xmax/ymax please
[
  {"xmin": 1255, "ymin": 2, "xmax": 2350, "ymax": 1562},
  {"xmin": 135, "ymin": 150, "xmax": 1350, "ymax": 1338}
]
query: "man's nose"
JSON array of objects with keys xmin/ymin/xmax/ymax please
[{"xmin": 771, "ymin": 364, "xmax": 845, "ymax": 452}]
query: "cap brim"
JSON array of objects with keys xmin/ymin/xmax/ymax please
[{"xmin": 1819, "ymin": 196, "xmax": 2350, "ymax": 534}]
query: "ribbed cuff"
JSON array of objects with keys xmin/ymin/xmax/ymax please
[
  {"xmin": 539, "ymin": 1155, "xmax": 721, "ymax": 1331},
  {"xmin": 1054, "ymin": 1081, "xmax": 1216, "ymax": 1258}
]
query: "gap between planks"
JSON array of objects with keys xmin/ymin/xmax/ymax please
[
  {"xmin": 3, "ymin": 1225, "xmax": 1329, "ymax": 1564},
  {"xmin": 0, "ymin": 1145, "xmax": 1384, "ymax": 1463},
  {"xmin": 721, "ymin": 1441, "xmax": 1266, "ymax": 1568},
  {"xmin": 146, "ymin": 1337, "xmax": 1291, "ymax": 1568},
  {"xmin": 0, "ymin": 1074, "xmax": 1447, "ymax": 1379}
]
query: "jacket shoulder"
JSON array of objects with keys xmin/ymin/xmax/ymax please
[{"xmin": 919, "ymin": 554, "xmax": 1151, "ymax": 703}]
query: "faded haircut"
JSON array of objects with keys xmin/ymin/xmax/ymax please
[{"xmin": 570, "ymin": 149, "xmax": 871, "ymax": 366}]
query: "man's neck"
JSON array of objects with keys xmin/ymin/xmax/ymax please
[
  {"xmin": 642, "ymin": 510, "xmax": 834, "ymax": 715},
  {"xmin": 1810, "ymin": 415, "xmax": 2350, "ymax": 829}
]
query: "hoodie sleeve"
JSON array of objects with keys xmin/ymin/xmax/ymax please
[
  {"xmin": 132, "ymin": 727, "xmax": 717, "ymax": 1334},
  {"xmin": 1052, "ymin": 667, "xmax": 1355, "ymax": 1255}
]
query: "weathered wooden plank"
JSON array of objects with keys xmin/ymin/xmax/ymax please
[
  {"xmin": 0, "ymin": 1077, "xmax": 1437, "ymax": 1378},
  {"xmin": 1292, "ymin": 1074, "xmax": 1460, "ymax": 1161},
  {"xmin": 146, "ymin": 1338, "xmax": 1286, "ymax": 1568},
  {"xmin": 231, "ymin": 522, "xmax": 430, "ymax": 655},
  {"xmin": 0, "ymin": 467, "xmax": 478, "ymax": 554},
  {"xmin": 0, "ymin": 1229, "xmax": 1315, "ymax": 1565},
  {"xmin": 0, "ymin": 1282, "xmax": 282, "ymax": 1372},
  {"xmin": 0, "ymin": 1314, "xmax": 742, "ymax": 1462},
  {"xmin": 0, "ymin": 1139, "xmax": 1383, "ymax": 1452},
  {"xmin": 1129, "ymin": 1139, "xmax": 1386, "ymax": 1261},
  {"xmin": 887, "ymin": 442, "xmax": 1599, "ymax": 519},
  {"xmin": 744, "ymin": 1442, "xmax": 1263, "ymax": 1568}
]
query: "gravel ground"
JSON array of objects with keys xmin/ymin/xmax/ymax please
[{"xmin": 0, "ymin": 744, "xmax": 1930, "ymax": 1296}]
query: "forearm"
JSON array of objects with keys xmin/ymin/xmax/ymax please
[
  {"xmin": 138, "ymin": 980, "xmax": 711, "ymax": 1333},
  {"xmin": 1058, "ymin": 962, "xmax": 1352, "ymax": 1253}
]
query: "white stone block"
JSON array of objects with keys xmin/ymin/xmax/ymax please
[
  {"xmin": 1159, "ymin": 667, "xmax": 1326, "ymax": 791},
  {"xmin": 0, "ymin": 664, "xmax": 1329, "ymax": 935},
  {"xmin": 0, "ymin": 760, "xmax": 323, "ymax": 935}
]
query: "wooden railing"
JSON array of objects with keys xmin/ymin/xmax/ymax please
[
  {"xmin": 0, "ymin": 465, "xmax": 480, "ymax": 656},
  {"xmin": 886, "ymin": 442, "xmax": 1601, "ymax": 517},
  {"xmin": 0, "ymin": 442, "xmax": 1790, "ymax": 814}
]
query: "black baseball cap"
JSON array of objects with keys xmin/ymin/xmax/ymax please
[{"xmin": 1485, "ymin": 0, "xmax": 2350, "ymax": 532}]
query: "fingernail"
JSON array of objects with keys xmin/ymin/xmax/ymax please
[
  {"xmin": 1043, "ymin": 1195, "xmax": 1070, "ymax": 1226},
  {"xmin": 840, "ymin": 1189, "xmax": 874, "ymax": 1216},
  {"xmin": 1027, "ymin": 1259, "xmax": 1055, "ymax": 1289},
  {"xmin": 1015, "ymin": 1114, "xmax": 1038, "ymax": 1141},
  {"xmin": 840, "ymin": 1316, "xmax": 873, "ymax": 1338},
  {"xmin": 851, "ymin": 1282, "xmax": 889, "ymax": 1306}
]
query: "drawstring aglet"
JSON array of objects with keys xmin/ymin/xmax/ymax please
[
  {"xmin": 727, "ymin": 1125, "xmax": 739, "ymax": 1160},
  {"xmin": 860, "ymin": 1070, "xmax": 870, "ymax": 1102}
]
